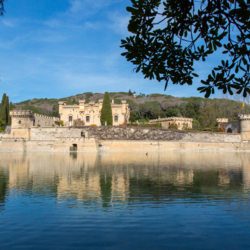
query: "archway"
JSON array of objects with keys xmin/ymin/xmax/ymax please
[{"xmin": 225, "ymin": 124, "xmax": 234, "ymax": 134}]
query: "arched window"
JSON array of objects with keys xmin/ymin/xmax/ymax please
[
  {"xmin": 69, "ymin": 116, "xmax": 72, "ymax": 122},
  {"xmin": 227, "ymin": 128, "xmax": 233, "ymax": 133},
  {"xmin": 86, "ymin": 116, "xmax": 90, "ymax": 122},
  {"xmin": 114, "ymin": 115, "xmax": 118, "ymax": 122},
  {"xmin": 18, "ymin": 120, "xmax": 21, "ymax": 124}
]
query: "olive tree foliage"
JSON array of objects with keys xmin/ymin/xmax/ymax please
[
  {"xmin": 121, "ymin": 0, "xmax": 250, "ymax": 98},
  {"xmin": 0, "ymin": 0, "xmax": 4, "ymax": 16}
]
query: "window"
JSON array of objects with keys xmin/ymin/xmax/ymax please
[
  {"xmin": 18, "ymin": 120, "xmax": 21, "ymax": 124},
  {"xmin": 178, "ymin": 123, "xmax": 180, "ymax": 126},
  {"xmin": 86, "ymin": 116, "xmax": 90, "ymax": 122},
  {"xmin": 114, "ymin": 115, "xmax": 118, "ymax": 122},
  {"xmin": 69, "ymin": 116, "xmax": 72, "ymax": 122},
  {"xmin": 33, "ymin": 120, "xmax": 35, "ymax": 126}
]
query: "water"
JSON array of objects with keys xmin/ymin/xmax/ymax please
[{"xmin": 0, "ymin": 151, "xmax": 250, "ymax": 249}]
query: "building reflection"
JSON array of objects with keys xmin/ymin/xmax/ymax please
[{"xmin": 0, "ymin": 151, "xmax": 249, "ymax": 208}]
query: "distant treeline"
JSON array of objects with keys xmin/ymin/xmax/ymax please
[
  {"xmin": 11, "ymin": 91, "xmax": 248, "ymax": 131},
  {"xmin": 126, "ymin": 96, "xmax": 246, "ymax": 131}
]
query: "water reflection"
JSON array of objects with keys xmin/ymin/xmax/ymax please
[
  {"xmin": 1, "ymin": 152, "xmax": 250, "ymax": 250},
  {"xmin": 0, "ymin": 151, "xmax": 249, "ymax": 209}
]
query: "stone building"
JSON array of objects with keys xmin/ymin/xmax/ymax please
[
  {"xmin": 58, "ymin": 99, "xmax": 130, "ymax": 127},
  {"xmin": 216, "ymin": 117, "xmax": 240, "ymax": 133},
  {"xmin": 9, "ymin": 110, "xmax": 60, "ymax": 138},
  {"xmin": 10, "ymin": 110, "xmax": 60, "ymax": 128},
  {"xmin": 149, "ymin": 117, "xmax": 193, "ymax": 130}
]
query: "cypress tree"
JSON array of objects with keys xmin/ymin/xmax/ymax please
[
  {"xmin": 0, "ymin": 93, "xmax": 6, "ymax": 125},
  {"xmin": 9, "ymin": 102, "xmax": 13, "ymax": 111},
  {"xmin": 5, "ymin": 96, "xmax": 10, "ymax": 125},
  {"xmin": 101, "ymin": 92, "xmax": 113, "ymax": 126}
]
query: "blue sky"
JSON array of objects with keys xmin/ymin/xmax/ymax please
[{"xmin": 0, "ymin": 0, "xmax": 231, "ymax": 103}]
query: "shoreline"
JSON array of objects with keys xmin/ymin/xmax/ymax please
[{"xmin": 1, "ymin": 139, "xmax": 250, "ymax": 152}]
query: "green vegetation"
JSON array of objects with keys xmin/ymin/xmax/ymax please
[
  {"xmin": 83, "ymin": 92, "xmax": 93, "ymax": 99},
  {"xmin": 164, "ymin": 95, "xmax": 174, "ymax": 100},
  {"xmin": 10, "ymin": 91, "xmax": 247, "ymax": 132},
  {"xmin": 114, "ymin": 99, "xmax": 122, "ymax": 104},
  {"xmin": 122, "ymin": 0, "xmax": 250, "ymax": 97},
  {"xmin": 169, "ymin": 123, "xmax": 178, "ymax": 130},
  {"xmin": 149, "ymin": 94, "xmax": 166, "ymax": 98},
  {"xmin": 128, "ymin": 122, "xmax": 162, "ymax": 128},
  {"xmin": 101, "ymin": 92, "xmax": 113, "ymax": 126},
  {"xmin": 0, "ymin": 93, "xmax": 11, "ymax": 130},
  {"xmin": 21, "ymin": 105, "xmax": 43, "ymax": 115}
]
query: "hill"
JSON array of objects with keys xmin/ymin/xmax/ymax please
[{"xmin": 12, "ymin": 91, "xmax": 247, "ymax": 130}]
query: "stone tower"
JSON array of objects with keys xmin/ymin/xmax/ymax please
[{"xmin": 239, "ymin": 114, "xmax": 250, "ymax": 141}]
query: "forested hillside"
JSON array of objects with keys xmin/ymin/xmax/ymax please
[{"xmin": 12, "ymin": 91, "xmax": 248, "ymax": 130}]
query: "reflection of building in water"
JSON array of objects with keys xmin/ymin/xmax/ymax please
[
  {"xmin": 8, "ymin": 160, "xmax": 30, "ymax": 190},
  {"xmin": 57, "ymin": 174, "xmax": 101, "ymax": 201},
  {"xmin": 218, "ymin": 169, "xmax": 231, "ymax": 186},
  {"xmin": 1, "ymin": 151, "xmax": 250, "ymax": 206},
  {"xmin": 111, "ymin": 173, "xmax": 130, "ymax": 204},
  {"xmin": 241, "ymin": 155, "xmax": 250, "ymax": 189}
]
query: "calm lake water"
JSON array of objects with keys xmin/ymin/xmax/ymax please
[{"xmin": 0, "ymin": 151, "xmax": 250, "ymax": 249}]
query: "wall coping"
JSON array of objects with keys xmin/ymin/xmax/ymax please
[
  {"xmin": 10, "ymin": 110, "xmax": 60, "ymax": 121},
  {"xmin": 149, "ymin": 117, "xmax": 193, "ymax": 123},
  {"xmin": 238, "ymin": 114, "xmax": 250, "ymax": 120}
]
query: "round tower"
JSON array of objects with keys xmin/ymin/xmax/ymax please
[{"xmin": 238, "ymin": 114, "xmax": 250, "ymax": 141}]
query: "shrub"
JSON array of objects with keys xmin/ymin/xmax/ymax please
[
  {"xmin": 169, "ymin": 123, "xmax": 178, "ymax": 129},
  {"xmin": 37, "ymin": 124, "xmax": 40, "ymax": 127},
  {"xmin": 217, "ymin": 127, "xmax": 225, "ymax": 132},
  {"xmin": 60, "ymin": 121, "xmax": 64, "ymax": 127}
]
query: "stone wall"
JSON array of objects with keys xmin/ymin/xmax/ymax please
[
  {"xmin": 0, "ymin": 137, "xmax": 97, "ymax": 152},
  {"xmin": 149, "ymin": 117, "xmax": 193, "ymax": 130},
  {"xmin": 29, "ymin": 126, "xmax": 241, "ymax": 143},
  {"xmin": 99, "ymin": 140, "xmax": 250, "ymax": 152},
  {"xmin": 33, "ymin": 113, "xmax": 59, "ymax": 127},
  {"xmin": 10, "ymin": 110, "xmax": 59, "ymax": 129},
  {"xmin": 225, "ymin": 121, "xmax": 240, "ymax": 133}
]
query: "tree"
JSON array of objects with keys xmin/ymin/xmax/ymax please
[
  {"xmin": 52, "ymin": 103, "xmax": 59, "ymax": 117},
  {"xmin": 166, "ymin": 107, "xmax": 180, "ymax": 117},
  {"xmin": 0, "ymin": 0, "xmax": 4, "ymax": 16},
  {"xmin": 5, "ymin": 96, "xmax": 10, "ymax": 125},
  {"xmin": 0, "ymin": 118, "xmax": 4, "ymax": 132},
  {"xmin": 101, "ymin": 92, "xmax": 113, "ymax": 125},
  {"xmin": 128, "ymin": 89, "xmax": 133, "ymax": 96},
  {"xmin": 0, "ymin": 93, "xmax": 6, "ymax": 125},
  {"xmin": 198, "ymin": 106, "xmax": 221, "ymax": 128},
  {"xmin": 9, "ymin": 102, "xmax": 14, "ymax": 111},
  {"xmin": 121, "ymin": 0, "xmax": 250, "ymax": 98}
]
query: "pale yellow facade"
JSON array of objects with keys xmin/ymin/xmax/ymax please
[
  {"xmin": 59, "ymin": 99, "xmax": 130, "ymax": 127},
  {"xmin": 149, "ymin": 117, "xmax": 193, "ymax": 130}
]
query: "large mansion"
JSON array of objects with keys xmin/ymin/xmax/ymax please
[{"xmin": 59, "ymin": 99, "xmax": 130, "ymax": 127}]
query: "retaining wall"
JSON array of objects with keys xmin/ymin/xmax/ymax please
[{"xmin": 29, "ymin": 127, "xmax": 241, "ymax": 143}]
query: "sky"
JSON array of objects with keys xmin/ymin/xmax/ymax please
[{"xmin": 0, "ymin": 0, "xmax": 232, "ymax": 103}]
